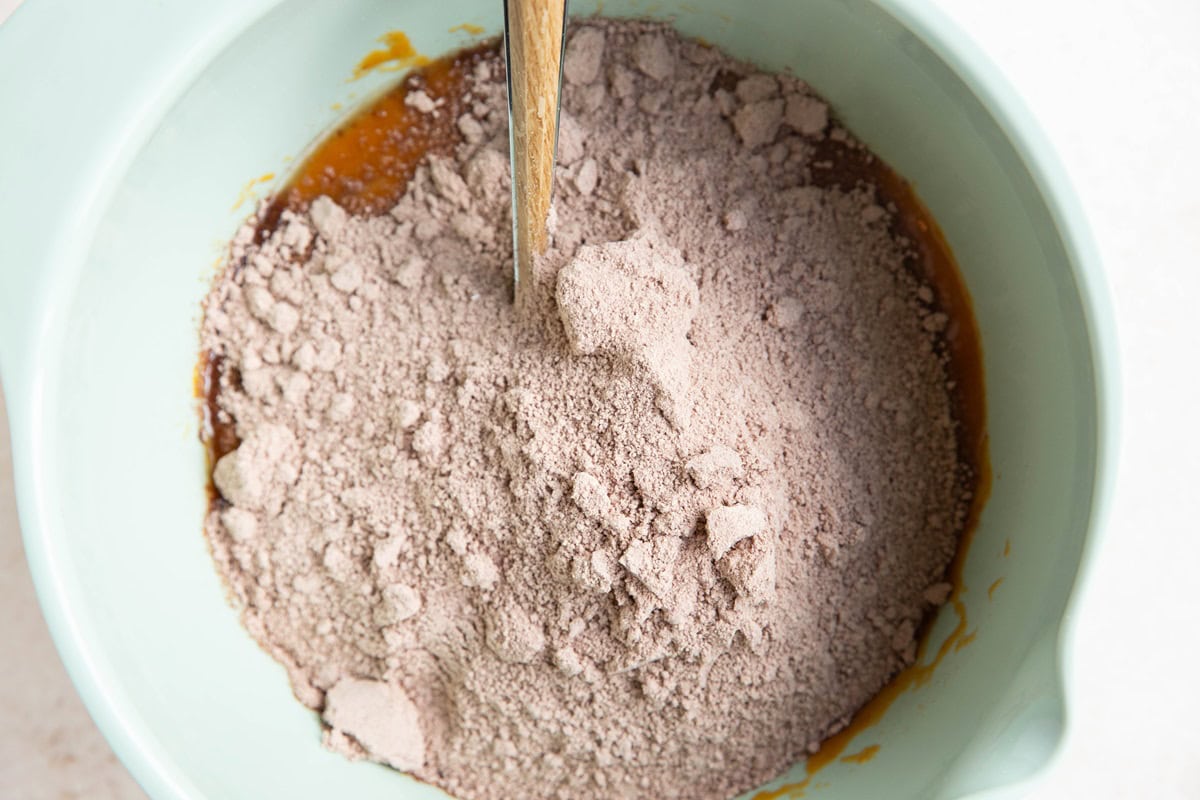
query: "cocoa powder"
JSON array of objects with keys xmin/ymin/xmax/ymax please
[{"xmin": 202, "ymin": 19, "xmax": 970, "ymax": 800}]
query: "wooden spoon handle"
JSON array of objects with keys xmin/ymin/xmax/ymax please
[{"xmin": 504, "ymin": 0, "xmax": 567, "ymax": 307}]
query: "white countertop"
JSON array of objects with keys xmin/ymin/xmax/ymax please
[{"xmin": 1, "ymin": 0, "xmax": 1197, "ymax": 797}]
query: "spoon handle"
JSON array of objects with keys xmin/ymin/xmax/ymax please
[{"xmin": 503, "ymin": 0, "xmax": 568, "ymax": 307}]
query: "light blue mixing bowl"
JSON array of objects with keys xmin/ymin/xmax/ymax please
[{"xmin": 0, "ymin": 0, "xmax": 1116, "ymax": 798}]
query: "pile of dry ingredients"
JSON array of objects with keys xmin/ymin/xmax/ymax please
[{"xmin": 202, "ymin": 19, "xmax": 973, "ymax": 800}]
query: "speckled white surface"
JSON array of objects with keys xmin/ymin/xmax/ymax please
[{"xmin": 1, "ymin": 0, "xmax": 1197, "ymax": 798}]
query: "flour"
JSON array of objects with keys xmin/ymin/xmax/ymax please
[{"xmin": 201, "ymin": 19, "xmax": 972, "ymax": 800}]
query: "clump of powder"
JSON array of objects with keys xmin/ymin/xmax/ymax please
[{"xmin": 201, "ymin": 19, "xmax": 972, "ymax": 800}]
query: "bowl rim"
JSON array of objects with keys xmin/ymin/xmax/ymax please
[
  {"xmin": 0, "ymin": 0, "xmax": 1119, "ymax": 797},
  {"xmin": 870, "ymin": 0, "xmax": 1120, "ymax": 790}
]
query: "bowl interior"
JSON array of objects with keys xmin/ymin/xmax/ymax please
[{"xmin": 24, "ymin": 0, "xmax": 1101, "ymax": 797}]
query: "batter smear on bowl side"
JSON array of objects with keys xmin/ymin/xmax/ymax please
[{"xmin": 200, "ymin": 20, "xmax": 985, "ymax": 800}]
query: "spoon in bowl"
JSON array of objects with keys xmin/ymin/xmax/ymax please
[{"xmin": 502, "ymin": 0, "xmax": 568, "ymax": 308}]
